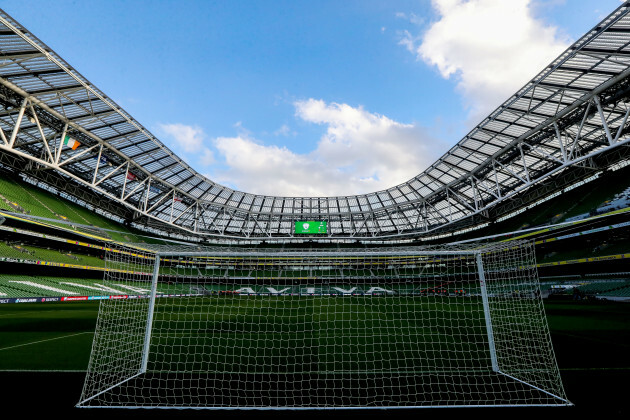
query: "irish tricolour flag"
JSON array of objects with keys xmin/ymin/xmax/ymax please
[{"xmin": 63, "ymin": 135, "xmax": 80, "ymax": 150}]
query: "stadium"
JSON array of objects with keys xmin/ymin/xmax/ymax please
[{"xmin": 0, "ymin": 1, "xmax": 629, "ymax": 418}]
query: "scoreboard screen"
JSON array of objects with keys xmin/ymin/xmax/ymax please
[{"xmin": 294, "ymin": 220, "xmax": 327, "ymax": 234}]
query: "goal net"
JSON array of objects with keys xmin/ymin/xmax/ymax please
[{"xmin": 77, "ymin": 241, "xmax": 570, "ymax": 409}]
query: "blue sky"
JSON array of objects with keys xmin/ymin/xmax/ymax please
[{"xmin": 1, "ymin": 0, "xmax": 625, "ymax": 196}]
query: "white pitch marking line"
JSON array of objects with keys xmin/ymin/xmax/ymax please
[{"xmin": 0, "ymin": 331, "xmax": 91, "ymax": 352}]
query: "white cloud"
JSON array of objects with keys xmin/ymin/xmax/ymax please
[
  {"xmin": 213, "ymin": 136, "xmax": 328, "ymax": 196},
  {"xmin": 403, "ymin": 0, "xmax": 571, "ymax": 124},
  {"xmin": 274, "ymin": 124, "xmax": 294, "ymax": 137},
  {"xmin": 396, "ymin": 11, "xmax": 425, "ymax": 26},
  {"xmin": 158, "ymin": 123, "xmax": 205, "ymax": 152},
  {"xmin": 398, "ymin": 29, "xmax": 420, "ymax": 57},
  {"xmin": 212, "ymin": 99, "xmax": 442, "ymax": 197},
  {"xmin": 199, "ymin": 147, "xmax": 215, "ymax": 166},
  {"xmin": 158, "ymin": 122, "xmax": 214, "ymax": 166}
]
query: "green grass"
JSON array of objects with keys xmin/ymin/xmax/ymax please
[
  {"xmin": 0, "ymin": 298, "xmax": 628, "ymax": 412},
  {"xmin": 0, "ymin": 299, "xmax": 623, "ymax": 368},
  {"xmin": 141, "ymin": 297, "xmax": 490, "ymax": 374},
  {"xmin": 1, "ymin": 299, "xmax": 627, "ymax": 374},
  {"xmin": 0, "ymin": 302, "xmax": 98, "ymax": 371},
  {"xmin": 0, "ymin": 297, "xmax": 608, "ymax": 370}
]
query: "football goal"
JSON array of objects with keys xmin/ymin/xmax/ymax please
[{"xmin": 77, "ymin": 241, "xmax": 570, "ymax": 409}]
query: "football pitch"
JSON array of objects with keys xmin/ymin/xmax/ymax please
[
  {"xmin": 0, "ymin": 299, "xmax": 628, "ymax": 417},
  {"xmin": 0, "ymin": 297, "xmax": 494, "ymax": 373},
  {"xmin": 83, "ymin": 294, "xmax": 561, "ymax": 408}
]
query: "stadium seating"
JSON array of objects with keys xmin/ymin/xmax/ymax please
[
  {"xmin": 599, "ymin": 285, "xmax": 630, "ymax": 297},
  {"xmin": 0, "ymin": 175, "xmax": 147, "ymax": 242},
  {"xmin": 561, "ymin": 280, "xmax": 630, "ymax": 299},
  {"xmin": 1, "ymin": 160, "xmax": 629, "ymax": 303},
  {"xmin": 0, "ymin": 273, "xmax": 189, "ymax": 298},
  {"xmin": 0, "ymin": 241, "xmax": 105, "ymax": 267}
]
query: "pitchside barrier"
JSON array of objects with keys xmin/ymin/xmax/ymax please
[{"xmin": 77, "ymin": 241, "xmax": 571, "ymax": 409}]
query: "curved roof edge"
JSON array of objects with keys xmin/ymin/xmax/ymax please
[{"xmin": 1, "ymin": 3, "xmax": 630, "ymax": 239}]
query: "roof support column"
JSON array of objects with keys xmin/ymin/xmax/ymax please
[
  {"xmin": 595, "ymin": 96, "xmax": 614, "ymax": 145},
  {"xmin": 8, "ymin": 97, "xmax": 27, "ymax": 148},
  {"xmin": 519, "ymin": 144, "xmax": 530, "ymax": 183},
  {"xmin": 553, "ymin": 122, "xmax": 568, "ymax": 163},
  {"xmin": 613, "ymin": 106, "xmax": 630, "ymax": 143},
  {"xmin": 55, "ymin": 123, "xmax": 68, "ymax": 165}
]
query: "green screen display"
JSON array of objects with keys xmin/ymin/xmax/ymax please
[{"xmin": 294, "ymin": 220, "xmax": 327, "ymax": 234}]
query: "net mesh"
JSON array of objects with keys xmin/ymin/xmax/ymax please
[{"xmin": 77, "ymin": 241, "xmax": 569, "ymax": 408}]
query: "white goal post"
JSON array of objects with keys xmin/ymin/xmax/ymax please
[{"xmin": 77, "ymin": 241, "xmax": 570, "ymax": 409}]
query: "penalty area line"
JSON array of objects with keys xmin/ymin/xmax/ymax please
[{"xmin": 0, "ymin": 331, "xmax": 92, "ymax": 352}]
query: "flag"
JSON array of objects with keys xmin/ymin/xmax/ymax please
[
  {"xmin": 126, "ymin": 172, "xmax": 136, "ymax": 181},
  {"xmin": 174, "ymin": 196, "xmax": 182, "ymax": 202},
  {"xmin": 63, "ymin": 135, "xmax": 80, "ymax": 150},
  {"xmin": 92, "ymin": 155, "xmax": 107, "ymax": 165}
]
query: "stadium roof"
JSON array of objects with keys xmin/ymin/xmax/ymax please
[{"xmin": 2, "ymin": 3, "xmax": 630, "ymax": 240}]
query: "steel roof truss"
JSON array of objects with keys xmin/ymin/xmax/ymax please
[
  {"xmin": 470, "ymin": 174, "xmax": 500, "ymax": 202},
  {"xmin": 520, "ymin": 141, "xmax": 563, "ymax": 166},
  {"xmin": 171, "ymin": 200, "xmax": 197, "ymax": 225},
  {"xmin": 7, "ymin": 96, "xmax": 26, "ymax": 147},
  {"xmin": 493, "ymin": 158, "xmax": 528, "ymax": 185},
  {"xmin": 92, "ymin": 159, "xmax": 127, "ymax": 187},
  {"xmin": 123, "ymin": 175, "xmax": 147, "ymax": 202}
]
